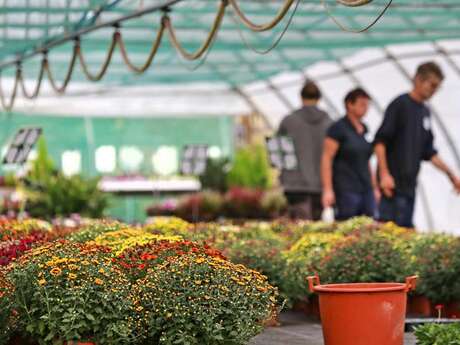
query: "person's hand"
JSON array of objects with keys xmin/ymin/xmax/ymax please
[
  {"xmin": 451, "ymin": 175, "xmax": 460, "ymax": 194},
  {"xmin": 322, "ymin": 188, "xmax": 335, "ymax": 208},
  {"xmin": 373, "ymin": 187, "xmax": 381, "ymax": 203},
  {"xmin": 380, "ymin": 171, "xmax": 395, "ymax": 198}
]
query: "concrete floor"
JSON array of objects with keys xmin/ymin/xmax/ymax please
[{"xmin": 250, "ymin": 312, "xmax": 417, "ymax": 345}]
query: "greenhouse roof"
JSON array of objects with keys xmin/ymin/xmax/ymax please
[
  {"xmin": 1, "ymin": 1, "xmax": 460, "ymax": 232},
  {"xmin": 0, "ymin": 0, "xmax": 460, "ymax": 87}
]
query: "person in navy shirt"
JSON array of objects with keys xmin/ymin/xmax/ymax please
[
  {"xmin": 321, "ymin": 88, "xmax": 379, "ymax": 220},
  {"xmin": 374, "ymin": 62, "xmax": 460, "ymax": 227}
]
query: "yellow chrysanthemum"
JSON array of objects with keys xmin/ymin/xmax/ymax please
[
  {"xmin": 68, "ymin": 273, "xmax": 77, "ymax": 280},
  {"xmin": 94, "ymin": 278, "xmax": 104, "ymax": 285},
  {"xmin": 50, "ymin": 267, "xmax": 62, "ymax": 276}
]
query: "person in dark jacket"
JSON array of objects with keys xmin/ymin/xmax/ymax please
[
  {"xmin": 321, "ymin": 88, "xmax": 379, "ymax": 220},
  {"xmin": 278, "ymin": 80, "xmax": 332, "ymax": 220},
  {"xmin": 374, "ymin": 61, "xmax": 460, "ymax": 227}
]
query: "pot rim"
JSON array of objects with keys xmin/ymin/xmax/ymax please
[{"xmin": 313, "ymin": 282, "xmax": 407, "ymax": 293}]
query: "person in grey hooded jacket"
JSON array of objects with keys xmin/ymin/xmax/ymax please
[{"xmin": 277, "ymin": 80, "xmax": 332, "ymax": 220}]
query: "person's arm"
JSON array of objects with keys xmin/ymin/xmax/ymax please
[
  {"xmin": 431, "ymin": 155, "xmax": 460, "ymax": 193},
  {"xmin": 374, "ymin": 99, "xmax": 400, "ymax": 198},
  {"xmin": 374, "ymin": 143, "xmax": 395, "ymax": 198},
  {"xmin": 369, "ymin": 162, "xmax": 381, "ymax": 203},
  {"xmin": 321, "ymin": 137, "xmax": 339, "ymax": 208}
]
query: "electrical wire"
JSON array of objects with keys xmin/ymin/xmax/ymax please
[
  {"xmin": 231, "ymin": 0, "xmax": 301, "ymax": 55},
  {"xmin": 321, "ymin": 0, "xmax": 393, "ymax": 33}
]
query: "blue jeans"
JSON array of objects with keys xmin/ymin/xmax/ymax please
[
  {"xmin": 378, "ymin": 194, "xmax": 415, "ymax": 228},
  {"xmin": 335, "ymin": 190, "xmax": 376, "ymax": 221}
]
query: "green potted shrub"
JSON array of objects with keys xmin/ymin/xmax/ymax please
[
  {"xmin": 226, "ymin": 144, "xmax": 272, "ymax": 190},
  {"xmin": 24, "ymin": 139, "xmax": 108, "ymax": 220},
  {"xmin": 199, "ymin": 157, "xmax": 230, "ymax": 193}
]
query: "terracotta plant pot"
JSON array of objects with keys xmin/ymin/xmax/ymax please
[
  {"xmin": 445, "ymin": 301, "xmax": 460, "ymax": 319},
  {"xmin": 407, "ymin": 295, "xmax": 432, "ymax": 317},
  {"xmin": 308, "ymin": 275, "xmax": 417, "ymax": 345}
]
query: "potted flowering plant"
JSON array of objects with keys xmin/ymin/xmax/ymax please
[
  {"xmin": 319, "ymin": 232, "xmax": 410, "ymax": 284},
  {"xmin": 212, "ymin": 225, "xmax": 289, "ymax": 307},
  {"xmin": 0, "ymin": 219, "xmax": 53, "ymax": 266},
  {"xmin": 283, "ymin": 232, "xmax": 344, "ymax": 307},
  {"xmin": 175, "ymin": 191, "xmax": 224, "ymax": 222},
  {"xmin": 130, "ymin": 252, "xmax": 279, "ymax": 344},
  {"xmin": 224, "ymin": 187, "xmax": 264, "ymax": 219},
  {"xmin": 91, "ymin": 228, "xmax": 181, "ymax": 255},
  {"xmin": 409, "ymin": 234, "xmax": 460, "ymax": 316},
  {"xmin": 66, "ymin": 220, "xmax": 129, "ymax": 243},
  {"xmin": 0, "ymin": 270, "xmax": 16, "ymax": 345},
  {"xmin": 0, "ymin": 218, "xmax": 52, "ymax": 241},
  {"xmin": 115, "ymin": 240, "xmax": 226, "ymax": 281},
  {"xmin": 6, "ymin": 241, "xmax": 138, "ymax": 344},
  {"xmin": 143, "ymin": 216, "xmax": 192, "ymax": 236}
]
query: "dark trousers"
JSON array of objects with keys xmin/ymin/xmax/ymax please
[
  {"xmin": 378, "ymin": 194, "xmax": 415, "ymax": 228},
  {"xmin": 335, "ymin": 190, "xmax": 376, "ymax": 221},
  {"xmin": 284, "ymin": 192, "xmax": 322, "ymax": 221}
]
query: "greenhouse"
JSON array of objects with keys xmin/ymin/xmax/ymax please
[{"xmin": 1, "ymin": 1, "xmax": 460, "ymax": 344}]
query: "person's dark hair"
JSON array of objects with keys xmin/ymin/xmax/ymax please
[
  {"xmin": 415, "ymin": 61, "xmax": 444, "ymax": 81},
  {"xmin": 301, "ymin": 80, "xmax": 321, "ymax": 100},
  {"xmin": 344, "ymin": 88, "xmax": 370, "ymax": 107}
]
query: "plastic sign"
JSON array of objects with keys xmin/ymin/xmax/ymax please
[
  {"xmin": 265, "ymin": 136, "xmax": 298, "ymax": 171},
  {"xmin": 2, "ymin": 127, "xmax": 42, "ymax": 165},
  {"xmin": 180, "ymin": 144, "xmax": 208, "ymax": 176}
]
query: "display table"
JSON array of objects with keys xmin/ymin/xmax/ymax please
[
  {"xmin": 99, "ymin": 178, "xmax": 201, "ymax": 194},
  {"xmin": 98, "ymin": 178, "xmax": 201, "ymax": 222}
]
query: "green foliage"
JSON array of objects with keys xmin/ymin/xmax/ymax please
[
  {"xmin": 4, "ymin": 173, "xmax": 18, "ymax": 187},
  {"xmin": 199, "ymin": 158, "xmax": 229, "ymax": 193},
  {"xmin": 319, "ymin": 232, "xmax": 410, "ymax": 284},
  {"xmin": 28, "ymin": 138, "xmax": 55, "ymax": 183},
  {"xmin": 25, "ymin": 174, "xmax": 108, "ymax": 219},
  {"xmin": 227, "ymin": 144, "xmax": 271, "ymax": 189},
  {"xmin": 415, "ymin": 323, "xmax": 460, "ymax": 345},
  {"xmin": 23, "ymin": 139, "xmax": 108, "ymax": 219}
]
